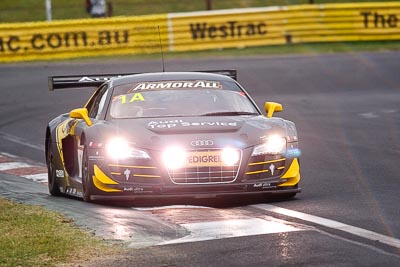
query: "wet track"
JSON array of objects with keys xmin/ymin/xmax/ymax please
[{"xmin": 1, "ymin": 52, "xmax": 400, "ymax": 265}]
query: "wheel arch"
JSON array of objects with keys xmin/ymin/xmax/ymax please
[{"xmin": 45, "ymin": 127, "xmax": 51, "ymax": 159}]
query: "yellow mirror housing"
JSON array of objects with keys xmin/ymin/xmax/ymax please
[
  {"xmin": 69, "ymin": 108, "xmax": 92, "ymax": 126},
  {"xmin": 264, "ymin": 102, "xmax": 283, "ymax": 118}
]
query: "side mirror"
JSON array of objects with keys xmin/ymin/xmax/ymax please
[
  {"xmin": 264, "ymin": 102, "xmax": 283, "ymax": 118},
  {"xmin": 69, "ymin": 108, "xmax": 92, "ymax": 126}
]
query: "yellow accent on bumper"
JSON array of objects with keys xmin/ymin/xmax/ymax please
[
  {"xmin": 245, "ymin": 169, "xmax": 269, "ymax": 175},
  {"xmin": 92, "ymin": 165, "xmax": 122, "ymax": 193},
  {"xmin": 133, "ymin": 174, "xmax": 161, "ymax": 178},
  {"xmin": 279, "ymin": 158, "xmax": 301, "ymax": 187},
  {"xmin": 109, "ymin": 164, "xmax": 156, "ymax": 169},
  {"xmin": 248, "ymin": 158, "xmax": 286, "ymax": 166}
]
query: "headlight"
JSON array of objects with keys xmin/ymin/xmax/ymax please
[
  {"xmin": 162, "ymin": 146, "xmax": 186, "ymax": 169},
  {"xmin": 221, "ymin": 148, "xmax": 240, "ymax": 166},
  {"xmin": 252, "ymin": 135, "xmax": 286, "ymax": 156},
  {"xmin": 106, "ymin": 138, "xmax": 150, "ymax": 159}
]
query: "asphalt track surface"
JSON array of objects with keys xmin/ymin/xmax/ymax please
[{"xmin": 1, "ymin": 52, "xmax": 400, "ymax": 266}]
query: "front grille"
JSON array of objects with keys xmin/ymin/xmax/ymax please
[{"xmin": 168, "ymin": 149, "xmax": 241, "ymax": 185}]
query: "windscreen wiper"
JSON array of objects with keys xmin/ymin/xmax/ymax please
[{"xmin": 201, "ymin": 111, "xmax": 259, "ymax": 116}]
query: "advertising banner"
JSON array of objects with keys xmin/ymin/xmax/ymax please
[{"xmin": 1, "ymin": 2, "xmax": 400, "ymax": 62}]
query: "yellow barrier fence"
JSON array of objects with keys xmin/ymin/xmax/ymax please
[
  {"xmin": 0, "ymin": 14, "xmax": 168, "ymax": 62},
  {"xmin": 1, "ymin": 2, "xmax": 400, "ymax": 62},
  {"xmin": 168, "ymin": 2, "xmax": 400, "ymax": 52}
]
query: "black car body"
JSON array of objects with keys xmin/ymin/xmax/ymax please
[{"xmin": 45, "ymin": 70, "xmax": 301, "ymax": 202}]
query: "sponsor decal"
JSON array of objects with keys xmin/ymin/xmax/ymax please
[
  {"xmin": 56, "ymin": 170, "xmax": 64, "ymax": 178},
  {"xmin": 1, "ymin": 30, "xmax": 129, "ymax": 54},
  {"xmin": 89, "ymin": 155, "xmax": 105, "ymax": 160},
  {"xmin": 253, "ymin": 182, "xmax": 276, "ymax": 189},
  {"xmin": 185, "ymin": 151, "xmax": 232, "ymax": 167},
  {"xmin": 361, "ymin": 11, "xmax": 399, "ymax": 29},
  {"xmin": 114, "ymin": 93, "xmax": 144, "ymax": 104},
  {"xmin": 79, "ymin": 76, "xmax": 115, "ymax": 82},
  {"xmin": 132, "ymin": 80, "xmax": 221, "ymax": 91},
  {"xmin": 134, "ymin": 187, "xmax": 144, "ymax": 193},
  {"xmin": 189, "ymin": 21, "xmax": 267, "ymax": 40},
  {"xmin": 269, "ymin": 164, "xmax": 275, "ymax": 176},
  {"xmin": 89, "ymin": 142, "xmax": 103, "ymax": 148},
  {"xmin": 123, "ymin": 169, "xmax": 131, "ymax": 181},
  {"xmin": 65, "ymin": 187, "xmax": 82, "ymax": 196},
  {"xmin": 124, "ymin": 187, "xmax": 146, "ymax": 193},
  {"xmin": 188, "ymin": 154, "xmax": 221, "ymax": 165},
  {"xmin": 190, "ymin": 140, "xmax": 214, "ymax": 146},
  {"xmin": 123, "ymin": 186, "xmax": 148, "ymax": 194},
  {"xmin": 147, "ymin": 119, "xmax": 237, "ymax": 129}
]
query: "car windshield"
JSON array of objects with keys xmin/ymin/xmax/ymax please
[{"xmin": 107, "ymin": 80, "xmax": 259, "ymax": 119}]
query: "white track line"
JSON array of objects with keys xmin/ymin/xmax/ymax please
[
  {"xmin": 0, "ymin": 132, "xmax": 44, "ymax": 151},
  {"xmin": 159, "ymin": 217, "xmax": 304, "ymax": 245},
  {"xmin": 252, "ymin": 204, "xmax": 400, "ymax": 249},
  {"xmin": 0, "ymin": 162, "xmax": 33, "ymax": 171},
  {"xmin": 23, "ymin": 173, "xmax": 48, "ymax": 183},
  {"xmin": 0, "ymin": 153, "xmax": 47, "ymax": 184},
  {"xmin": 0, "ymin": 152, "xmax": 18, "ymax": 159}
]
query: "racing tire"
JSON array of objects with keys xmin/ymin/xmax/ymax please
[
  {"xmin": 82, "ymin": 146, "xmax": 93, "ymax": 202},
  {"xmin": 47, "ymin": 138, "xmax": 61, "ymax": 196}
]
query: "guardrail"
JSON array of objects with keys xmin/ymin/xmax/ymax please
[{"xmin": 1, "ymin": 2, "xmax": 399, "ymax": 62}]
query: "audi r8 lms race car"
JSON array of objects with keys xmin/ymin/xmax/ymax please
[{"xmin": 45, "ymin": 70, "xmax": 301, "ymax": 202}]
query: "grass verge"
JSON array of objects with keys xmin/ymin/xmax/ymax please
[
  {"xmin": 1, "ymin": 0, "xmax": 394, "ymax": 23},
  {"xmin": 0, "ymin": 198, "xmax": 117, "ymax": 267}
]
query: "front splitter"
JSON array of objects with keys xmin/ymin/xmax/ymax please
[{"xmin": 91, "ymin": 187, "xmax": 301, "ymax": 201}]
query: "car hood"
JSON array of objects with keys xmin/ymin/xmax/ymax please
[{"xmin": 99, "ymin": 115, "xmax": 295, "ymax": 150}]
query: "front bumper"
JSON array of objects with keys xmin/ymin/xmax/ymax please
[
  {"xmin": 89, "ymin": 161, "xmax": 301, "ymax": 201},
  {"xmin": 88, "ymin": 146, "xmax": 301, "ymax": 200}
]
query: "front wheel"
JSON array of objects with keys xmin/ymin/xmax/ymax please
[
  {"xmin": 47, "ymin": 138, "xmax": 61, "ymax": 196},
  {"xmin": 82, "ymin": 146, "xmax": 93, "ymax": 202}
]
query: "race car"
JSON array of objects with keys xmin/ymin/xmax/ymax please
[{"xmin": 46, "ymin": 70, "xmax": 301, "ymax": 202}]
